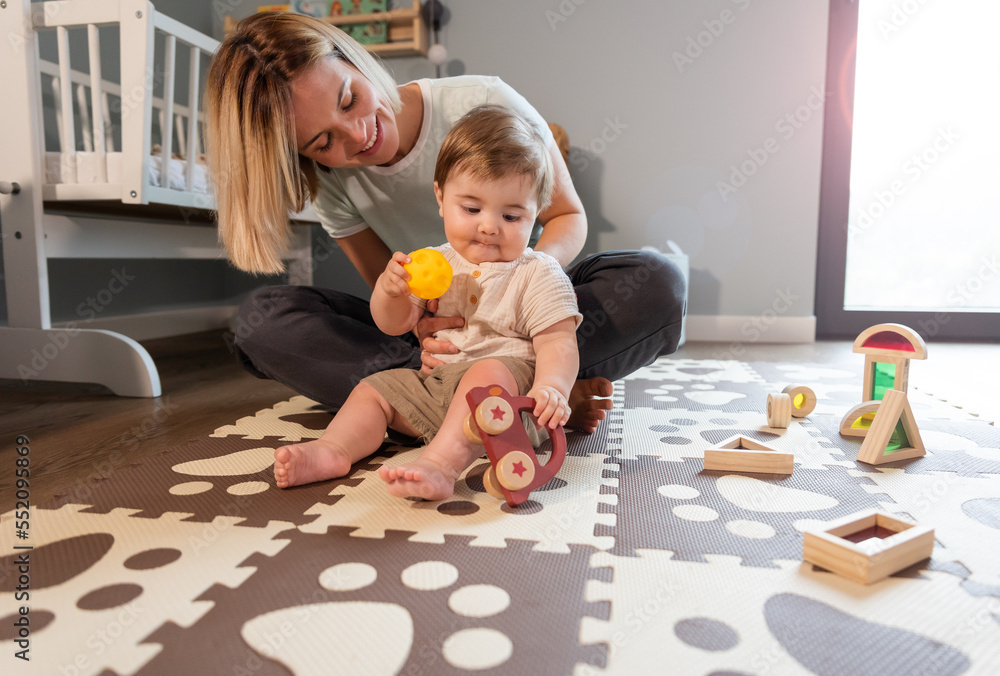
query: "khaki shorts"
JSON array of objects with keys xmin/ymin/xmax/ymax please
[{"xmin": 363, "ymin": 356, "xmax": 536, "ymax": 442}]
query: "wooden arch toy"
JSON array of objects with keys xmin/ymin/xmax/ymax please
[
  {"xmin": 464, "ymin": 384, "xmax": 567, "ymax": 507},
  {"xmin": 839, "ymin": 401, "xmax": 882, "ymax": 438}
]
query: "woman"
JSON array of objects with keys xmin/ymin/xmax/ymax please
[{"xmin": 205, "ymin": 12, "xmax": 685, "ymax": 433}]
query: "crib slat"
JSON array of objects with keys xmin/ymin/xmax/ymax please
[
  {"xmin": 119, "ymin": 0, "xmax": 154, "ymax": 203},
  {"xmin": 161, "ymin": 35, "xmax": 176, "ymax": 190},
  {"xmin": 76, "ymin": 83, "xmax": 92, "ymax": 152},
  {"xmin": 185, "ymin": 45, "xmax": 201, "ymax": 192},
  {"xmin": 88, "ymin": 23, "xmax": 108, "ymax": 181},
  {"xmin": 56, "ymin": 26, "xmax": 76, "ymax": 153},
  {"xmin": 102, "ymin": 91, "xmax": 114, "ymax": 152},
  {"xmin": 51, "ymin": 77, "xmax": 66, "ymax": 153}
]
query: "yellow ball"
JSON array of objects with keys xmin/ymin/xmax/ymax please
[{"xmin": 404, "ymin": 248, "xmax": 453, "ymax": 299}]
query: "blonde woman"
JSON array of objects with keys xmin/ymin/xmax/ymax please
[{"xmin": 206, "ymin": 12, "xmax": 686, "ymax": 433}]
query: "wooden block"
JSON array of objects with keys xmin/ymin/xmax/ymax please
[
  {"xmin": 782, "ymin": 384, "xmax": 817, "ymax": 418},
  {"xmin": 852, "ymin": 323, "xmax": 928, "ymax": 360},
  {"xmin": 862, "ymin": 354, "xmax": 909, "ymax": 401},
  {"xmin": 857, "ymin": 389, "xmax": 925, "ymax": 465},
  {"xmin": 839, "ymin": 401, "xmax": 881, "ymax": 438},
  {"xmin": 766, "ymin": 392, "xmax": 792, "ymax": 428},
  {"xmin": 802, "ymin": 509, "xmax": 934, "ymax": 584},
  {"xmin": 703, "ymin": 435, "xmax": 793, "ymax": 474}
]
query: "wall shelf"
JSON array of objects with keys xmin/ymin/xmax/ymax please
[{"xmin": 224, "ymin": 0, "xmax": 427, "ymax": 58}]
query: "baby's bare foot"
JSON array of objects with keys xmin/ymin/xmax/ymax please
[
  {"xmin": 273, "ymin": 439, "xmax": 354, "ymax": 488},
  {"xmin": 379, "ymin": 459, "xmax": 457, "ymax": 501},
  {"xmin": 567, "ymin": 377, "xmax": 614, "ymax": 434}
]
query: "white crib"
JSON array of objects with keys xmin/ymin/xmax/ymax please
[{"xmin": 0, "ymin": 0, "xmax": 317, "ymax": 397}]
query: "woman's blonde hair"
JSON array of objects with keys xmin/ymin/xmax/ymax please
[
  {"xmin": 434, "ymin": 104, "xmax": 554, "ymax": 213},
  {"xmin": 206, "ymin": 12, "xmax": 401, "ymax": 274}
]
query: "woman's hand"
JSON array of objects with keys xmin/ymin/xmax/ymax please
[
  {"xmin": 527, "ymin": 385, "xmax": 571, "ymax": 430},
  {"xmin": 414, "ymin": 298, "xmax": 463, "ymax": 373},
  {"xmin": 377, "ymin": 251, "xmax": 413, "ymax": 298}
]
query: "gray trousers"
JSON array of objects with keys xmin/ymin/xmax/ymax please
[{"xmin": 231, "ymin": 250, "xmax": 686, "ymax": 409}]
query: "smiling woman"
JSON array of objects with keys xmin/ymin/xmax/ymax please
[
  {"xmin": 206, "ymin": 11, "xmax": 401, "ymax": 275},
  {"xmin": 291, "ymin": 57, "xmax": 403, "ymax": 169},
  {"xmin": 205, "ymin": 12, "xmax": 687, "ymax": 425}
]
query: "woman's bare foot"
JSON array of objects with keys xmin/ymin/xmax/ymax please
[
  {"xmin": 273, "ymin": 439, "xmax": 355, "ymax": 488},
  {"xmin": 379, "ymin": 458, "xmax": 458, "ymax": 501},
  {"xmin": 567, "ymin": 377, "xmax": 614, "ymax": 433}
]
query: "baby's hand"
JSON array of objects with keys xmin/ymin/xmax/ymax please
[
  {"xmin": 378, "ymin": 251, "xmax": 412, "ymax": 298},
  {"xmin": 527, "ymin": 385, "xmax": 570, "ymax": 430}
]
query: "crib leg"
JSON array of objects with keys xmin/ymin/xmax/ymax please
[{"xmin": 0, "ymin": 327, "xmax": 162, "ymax": 397}]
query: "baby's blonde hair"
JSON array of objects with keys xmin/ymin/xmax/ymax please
[
  {"xmin": 434, "ymin": 105, "xmax": 554, "ymax": 213},
  {"xmin": 206, "ymin": 12, "xmax": 401, "ymax": 274}
]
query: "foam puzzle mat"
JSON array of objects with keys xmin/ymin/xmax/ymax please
[{"xmin": 3, "ymin": 358, "xmax": 1000, "ymax": 675}]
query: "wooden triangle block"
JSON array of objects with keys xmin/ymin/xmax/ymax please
[
  {"xmin": 703, "ymin": 434, "xmax": 793, "ymax": 475},
  {"xmin": 856, "ymin": 389, "xmax": 925, "ymax": 465}
]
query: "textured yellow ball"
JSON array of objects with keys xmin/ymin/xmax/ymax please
[{"xmin": 404, "ymin": 248, "xmax": 453, "ymax": 299}]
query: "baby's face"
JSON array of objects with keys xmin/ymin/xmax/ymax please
[{"xmin": 435, "ymin": 171, "xmax": 539, "ymax": 265}]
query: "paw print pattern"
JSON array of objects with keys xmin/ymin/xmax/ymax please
[
  {"xmin": 139, "ymin": 528, "xmax": 607, "ymax": 675},
  {"xmin": 603, "ymin": 456, "xmax": 895, "ymax": 567},
  {"xmin": 46, "ymin": 435, "xmax": 384, "ymax": 528}
]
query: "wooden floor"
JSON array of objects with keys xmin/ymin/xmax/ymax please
[{"xmin": 2, "ymin": 331, "xmax": 998, "ymax": 514}]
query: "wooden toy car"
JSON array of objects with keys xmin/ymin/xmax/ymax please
[{"xmin": 463, "ymin": 384, "xmax": 567, "ymax": 507}]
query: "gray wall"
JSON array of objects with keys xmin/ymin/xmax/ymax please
[{"xmin": 387, "ymin": 0, "xmax": 830, "ymax": 322}]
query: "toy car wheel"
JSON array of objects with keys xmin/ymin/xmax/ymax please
[
  {"xmin": 475, "ymin": 396, "xmax": 515, "ymax": 435},
  {"xmin": 463, "ymin": 413, "xmax": 483, "ymax": 444},
  {"xmin": 482, "ymin": 466, "xmax": 505, "ymax": 499},
  {"xmin": 496, "ymin": 450, "xmax": 535, "ymax": 491}
]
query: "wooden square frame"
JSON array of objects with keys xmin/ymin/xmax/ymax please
[{"xmin": 802, "ymin": 509, "xmax": 934, "ymax": 584}]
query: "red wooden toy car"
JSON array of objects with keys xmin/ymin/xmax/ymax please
[{"xmin": 463, "ymin": 384, "xmax": 567, "ymax": 507}]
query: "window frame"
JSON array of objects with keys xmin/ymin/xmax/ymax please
[{"xmin": 814, "ymin": 0, "xmax": 1000, "ymax": 340}]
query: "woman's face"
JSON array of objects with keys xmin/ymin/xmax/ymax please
[{"xmin": 290, "ymin": 56, "xmax": 399, "ymax": 169}]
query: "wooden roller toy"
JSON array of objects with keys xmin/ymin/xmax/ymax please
[{"xmin": 463, "ymin": 384, "xmax": 567, "ymax": 507}]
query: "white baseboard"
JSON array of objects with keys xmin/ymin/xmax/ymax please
[
  {"xmin": 685, "ymin": 314, "xmax": 816, "ymax": 344},
  {"xmin": 53, "ymin": 305, "xmax": 238, "ymax": 342}
]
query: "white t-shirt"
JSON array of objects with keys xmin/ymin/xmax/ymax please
[
  {"xmin": 412, "ymin": 244, "xmax": 582, "ymax": 367},
  {"xmin": 312, "ymin": 76, "xmax": 556, "ymax": 254}
]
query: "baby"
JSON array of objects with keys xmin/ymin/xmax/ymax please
[{"xmin": 273, "ymin": 104, "xmax": 582, "ymax": 500}]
